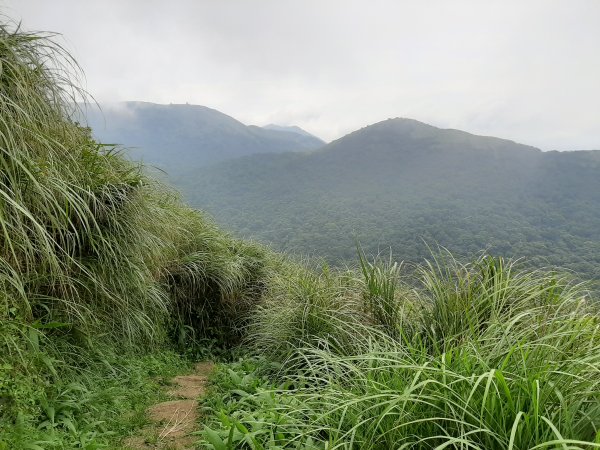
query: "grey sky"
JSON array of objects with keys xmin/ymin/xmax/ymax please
[{"xmin": 3, "ymin": 0, "xmax": 600, "ymax": 149}]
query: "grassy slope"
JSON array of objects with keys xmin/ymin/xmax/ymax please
[{"xmin": 0, "ymin": 22, "xmax": 275, "ymax": 448}]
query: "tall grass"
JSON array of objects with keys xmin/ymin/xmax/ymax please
[
  {"xmin": 205, "ymin": 254, "xmax": 600, "ymax": 449},
  {"xmin": 0, "ymin": 18, "xmax": 275, "ymax": 445},
  {"xmin": 0, "ymin": 20, "xmax": 165, "ymax": 344},
  {"xmin": 358, "ymin": 246, "xmax": 418, "ymax": 339},
  {"xmin": 249, "ymin": 260, "xmax": 366, "ymax": 360},
  {"xmin": 0, "ymin": 15, "xmax": 273, "ymax": 351}
]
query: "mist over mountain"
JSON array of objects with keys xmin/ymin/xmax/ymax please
[
  {"xmin": 81, "ymin": 102, "xmax": 325, "ymax": 176},
  {"xmin": 177, "ymin": 118, "xmax": 600, "ymax": 281},
  {"xmin": 262, "ymin": 124, "xmax": 318, "ymax": 138}
]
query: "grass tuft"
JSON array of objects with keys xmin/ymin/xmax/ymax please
[{"xmin": 202, "ymin": 253, "xmax": 600, "ymax": 449}]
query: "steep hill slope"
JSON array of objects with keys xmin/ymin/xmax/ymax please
[
  {"xmin": 82, "ymin": 102, "xmax": 325, "ymax": 177},
  {"xmin": 179, "ymin": 118, "xmax": 600, "ymax": 280}
]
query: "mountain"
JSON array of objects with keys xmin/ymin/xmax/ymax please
[
  {"xmin": 80, "ymin": 102, "xmax": 325, "ymax": 177},
  {"xmin": 177, "ymin": 118, "xmax": 600, "ymax": 282},
  {"xmin": 262, "ymin": 123, "xmax": 318, "ymax": 138}
]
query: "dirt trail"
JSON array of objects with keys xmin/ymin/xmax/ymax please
[{"xmin": 124, "ymin": 361, "xmax": 214, "ymax": 450}]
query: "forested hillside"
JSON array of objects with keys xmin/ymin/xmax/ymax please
[
  {"xmin": 180, "ymin": 118, "xmax": 600, "ymax": 281},
  {"xmin": 82, "ymin": 101, "xmax": 324, "ymax": 176}
]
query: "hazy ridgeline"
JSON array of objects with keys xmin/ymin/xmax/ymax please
[
  {"xmin": 82, "ymin": 101, "xmax": 325, "ymax": 175},
  {"xmin": 80, "ymin": 75, "xmax": 600, "ymax": 288},
  {"xmin": 1, "ymin": 18, "xmax": 600, "ymax": 450},
  {"xmin": 180, "ymin": 118, "xmax": 600, "ymax": 286}
]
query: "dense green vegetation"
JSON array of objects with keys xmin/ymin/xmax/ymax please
[
  {"xmin": 0, "ymin": 22, "xmax": 275, "ymax": 448},
  {"xmin": 179, "ymin": 119, "xmax": 600, "ymax": 286},
  {"xmin": 2, "ymin": 17, "xmax": 600, "ymax": 450},
  {"xmin": 200, "ymin": 254, "xmax": 600, "ymax": 449},
  {"xmin": 82, "ymin": 102, "xmax": 324, "ymax": 175}
]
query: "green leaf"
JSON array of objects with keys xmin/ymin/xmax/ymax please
[
  {"xmin": 204, "ymin": 426, "xmax": 227, "ymax": 450},
  {"xmin": 32, "ymin": 321, "xmax": 71, "ymax": 329},
  {"xmin": 228, "ymin": 369, "xmax": 242, "ymax": 385}
]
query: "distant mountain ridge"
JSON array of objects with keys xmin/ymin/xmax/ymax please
[
  {"xmin": 176, "ymin": 117, "xmax": 600, "ymax": 283},
  {"xmin": 81, "ymin": 101, "xmax": 325, "ymax": 177},
  {"xmin": 262, "ymin": 123, "xmax": 318, "ymax": 138}
]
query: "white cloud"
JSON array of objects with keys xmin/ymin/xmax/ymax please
[{"xmin": 3, "ymin": 0, "xmax": 599, "ymax": 149}]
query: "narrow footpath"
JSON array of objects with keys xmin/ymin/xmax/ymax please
[{"xmin": 124, "ymin": 362, "xmax": 214, "ymax": 449}]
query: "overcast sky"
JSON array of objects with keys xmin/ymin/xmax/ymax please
[{"xmin": 3, "ymin": 0, "xmax": 599, "ymax": 149}]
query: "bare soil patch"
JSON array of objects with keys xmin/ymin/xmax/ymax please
[{"xmin": 123, "ymin": 362, "xmax": 214, "ymax": 449}]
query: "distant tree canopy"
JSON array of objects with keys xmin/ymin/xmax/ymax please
[{"xmin": 174, "ymin": 119, "xmax": 600, "ymax": 287}]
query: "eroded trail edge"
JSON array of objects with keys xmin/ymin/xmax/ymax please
[{"xmin": 125, "ymin": 361, "xmax": 215, "ymax": 449}]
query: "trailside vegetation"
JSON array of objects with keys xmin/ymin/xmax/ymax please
[
  {"xmin": 201, "ymin": 254, "xmax": 600, "ymax": 449},
  {"xmin": 0, "ymin": 21, "xmax": 274, "ymax": 447}
]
